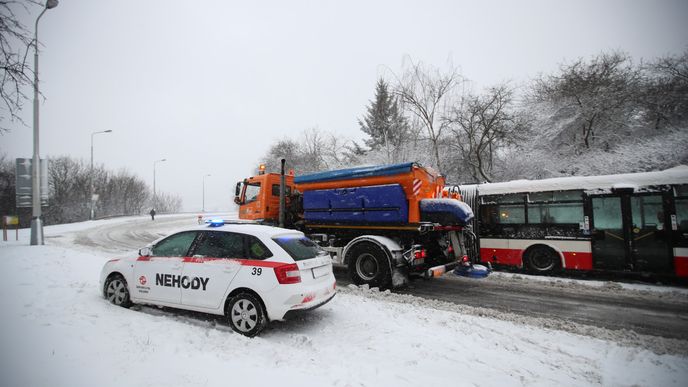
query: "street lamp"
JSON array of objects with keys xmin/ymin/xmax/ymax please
[
  {"xmin": 30, "ymin": 0, "xmax": 59, "ymax": 246},
  {"xmin": 153, "ymin": 158, "xmax": 166, "ymax": 210},
  {"xmin": 90, "ymin": 130, "xmax": 113, "ymax": 219},
  {"xmin": 202, "ymin": 174, "xmax": 211, "ymax": 213}
]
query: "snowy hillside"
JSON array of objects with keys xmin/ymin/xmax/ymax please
[{"xmin": 0, "ymin": 218, "xmax": 687, "ymax": 387}]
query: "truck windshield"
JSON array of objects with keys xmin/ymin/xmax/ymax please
[{"xmin": 272, "ymin": 235, "xmax": 326, "ymax": 261}]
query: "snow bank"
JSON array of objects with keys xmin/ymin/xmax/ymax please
[{"xmin": 1, "ymin": 227, "xmax": 687, "ymax": 386}]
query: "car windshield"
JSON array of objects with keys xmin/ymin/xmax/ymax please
[{"xmin": 272, "ymin": 235, "xmax": 326, "ymax": 261}]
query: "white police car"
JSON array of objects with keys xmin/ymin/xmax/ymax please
[{"xmin": 100, "ymin": 220, "xmax": 336, "ymax": 337}]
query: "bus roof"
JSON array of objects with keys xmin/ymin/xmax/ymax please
[{"xmin": 470, "ymin": 166, "xmax": 688, "ymax": 196}]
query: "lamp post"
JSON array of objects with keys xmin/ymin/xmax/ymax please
[
  {"xmin": 153, "ymin": 159, "xmax": 166, "ymax": 210},
  {"xmin": 202, "ymin": 174, "xmax": 211, "ymax": 213},
  {"xmin": 30, "ymin": 0, "xmax": 59, "ymax": 246},
  {"xmin": 90, "ymin": 130, "xmax": 112, "ymax": 219}
]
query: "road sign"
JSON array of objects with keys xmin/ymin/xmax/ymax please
[
  {"xmin": 2, "ymin": 215, "xmax": 19, "ymax": 241},
  {"xmin": 15, "ymin": 158, "xmax": 49, "ymax": 208}
]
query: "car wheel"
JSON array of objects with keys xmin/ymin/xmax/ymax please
[
  {"xmin": 227, "ymin": 292, "xmax": 267, "ymax": 337},
  {"xmin": 104, "ymin": 275, "xmax": 132, "ymax": 308},
  {"xmin": 346, "ymin": 241, "xmax": 391, "ymax": 289},
  {"xmin": 525, "ymin": 246, "xmax": 560, "ymax": 274}
]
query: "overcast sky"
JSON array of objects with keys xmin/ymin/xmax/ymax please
[{"xmin": 2, "ymin": 0, "xmax": 687, "ymax": 212}]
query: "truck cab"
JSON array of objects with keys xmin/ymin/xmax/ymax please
[{"xmin": 234, "ymin": 172, "xmax": 295, "ymax": 223}]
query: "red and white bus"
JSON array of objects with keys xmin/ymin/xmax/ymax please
[{"xmin": 459, "ymin": 166, "xmax": 688, "ymax": 278}]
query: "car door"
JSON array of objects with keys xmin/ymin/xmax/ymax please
[
  {"xmin": 181, "ymin": 231, "xmax": 249, "ymax": 309},
  {"xmin": 133, "ymin": 231, "xmax": 199, "ymax": 304}
]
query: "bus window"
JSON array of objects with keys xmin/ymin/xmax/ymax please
[
  {"xmin": 592, "ymin": 197, "xmax": 623, "ymax": 230},
  {"xmin": 498, "ymin": 204, "xmax": 525, "ymax": 224},
  {"xmin": 528, "ymin": 203, "xmax": 546, "ymax": 223},
  {"xmin": 479, "ymin": 205, "xmax": 499, "ymax": 225},
  {"xmin": 547, "ymin": 203, "xmax": 584, "ymax": 224},
  {"xmin": 528, "ymin": 190, "xmax": 582, "ymax": 203},
  {"xmin": 676, "ymin": 198, "xmax": 688, "ymax": 232},
  {"xmin": 553, "ymin": 190, "xmax": 583, "ymax": 201},
  {"xmin": 675, "ymin": 185, "xmax": 688, "ymax": 197},
  {"xmin": 480, "ymin": 203, "xmax": 525, "ymax": 225},
  {"xmin": 528, "ymin": 202, "xmax": 583, "ymax": 224},
  {"xmin": 527, "ymin": 190, "xmax": 583, "ymax": 224},
  {"xmin": 630, "ymin": 196, "xmax": 663, "ymax": 229},
  {"xmin": 529, "ymin": 192, "xmax": 552, "ymax": 202},
  {"xmin": 498, "ymin": 194, "xmax": 525, "ymax": 204}
]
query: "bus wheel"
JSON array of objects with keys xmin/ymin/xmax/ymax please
[
  {"xmin": 346, "ymin": 241, "xmax": 392, "ymax": 289},
  {"xmin": 525, "ymin": 246, "xmax": 560, "ymax": 274}
]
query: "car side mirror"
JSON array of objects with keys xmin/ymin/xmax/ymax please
[{"xmin": 139, "ymin": 246, "xmax": 152, "ymax": 257}]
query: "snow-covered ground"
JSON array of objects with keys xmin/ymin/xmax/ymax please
[
  {"xmin": 485, "ymin": 271, "xmax": 688, "ymax": 300},
  {"xmin": 1, "ymin": 218, "xmax": 687, "ymax": 387}
]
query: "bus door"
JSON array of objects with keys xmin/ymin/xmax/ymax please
[
  {"xmin": 590, "ymin": 192, "xmax": 672, "ymax": 273},
  {"xmin": 590, "ymin": 196, "xmax": 627, "ymax": 270},
  {"xmin": 628, "ymin": 193, "xmax": 672, "ymax": 273}
]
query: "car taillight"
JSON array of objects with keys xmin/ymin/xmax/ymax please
[
  {"xmin": 274, "ymin": 263, "xmax": 301, "ymax": 284},
  {"xmin": 414, "ymin": 249, "xmax": 427, "ymax": 260}
]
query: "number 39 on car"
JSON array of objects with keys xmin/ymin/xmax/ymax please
[{"xmin": 100, "ymin": 221, "xmax": 336, "ymax": 337}]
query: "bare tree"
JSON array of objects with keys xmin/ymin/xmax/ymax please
[
  {"xmin": 45, "ymin": 156, "xmax": 90, "ymax": 223},
  {"xmin": 393, "ymin": 59, "xmax": 462, "ymax": 173},
  {"xmin": 448, "ymin": 84, "xmax": 528, "ymax": 182},
  {"xmin": 301, "ymin": 127, "xmax": 329, "ymax": 172},
  {"xmin": 531, "ymin": 51, "xmax": 641, "ymax": 150},
  {"xmin": 0, "ymin": 153, "xmax": 16, "ymax": 216},
  {"xmin": 652, "ymin": 50, "xmax": 688, "ymax": 81},
  {"xmin": 640, "ymin": 50, "xmax": 688, "ymax": 129},
  {"xmin": 152, "ymin": 191, "xmax": 183, "ymax": 214},
  {"xmin": 101, "ymin": 169, "xmax": 150, "ymax": 216},
  {"xmin": 0, "ymin": 1, "xmax": 39, "ymax": 131},
  {"xmin": 259, "ymin": 138, "xmax": 305, "ymax": 175}
]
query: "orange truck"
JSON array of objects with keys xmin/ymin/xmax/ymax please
[{"xmin": 234, "ymin": 160, "xmax": 476, "ymax": 288}]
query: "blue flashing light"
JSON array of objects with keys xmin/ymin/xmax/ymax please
[{"xmin": 206, "ymin": 219, "xmax": 225, "ymax": 227}]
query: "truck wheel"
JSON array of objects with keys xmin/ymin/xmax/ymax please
[
  {"xmin": 347, "ymin": 241, "xmax": 391, "ymax": 289},
  {"xmin": 525, "ymin": 246, "xmax": 560, "ymax": 274}
]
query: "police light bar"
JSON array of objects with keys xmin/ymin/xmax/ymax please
[
  {"xmin": 204, "ymin": 219, "xmax": 260, "ymax": 227},
  {"xmin": 206, "ymin": 219, "xmax": 225, "ymax": 227}
]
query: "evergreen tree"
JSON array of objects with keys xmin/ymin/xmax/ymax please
[{"xmin": 358, "ymin": 79, "xmax": 409, "ymax": 161}]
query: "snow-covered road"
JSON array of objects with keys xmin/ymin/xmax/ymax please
[
  {"xmin": 1, "ymin": 215, "xmax": 686, "ymax": 386},
  {"xmin": 63, "ymin": 214, "xmax": 688, "ymax": 343}
]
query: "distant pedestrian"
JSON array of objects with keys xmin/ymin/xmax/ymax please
[{"xmin": 150, "ymin": 208, "xmax": 156, "ymax": 221}]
